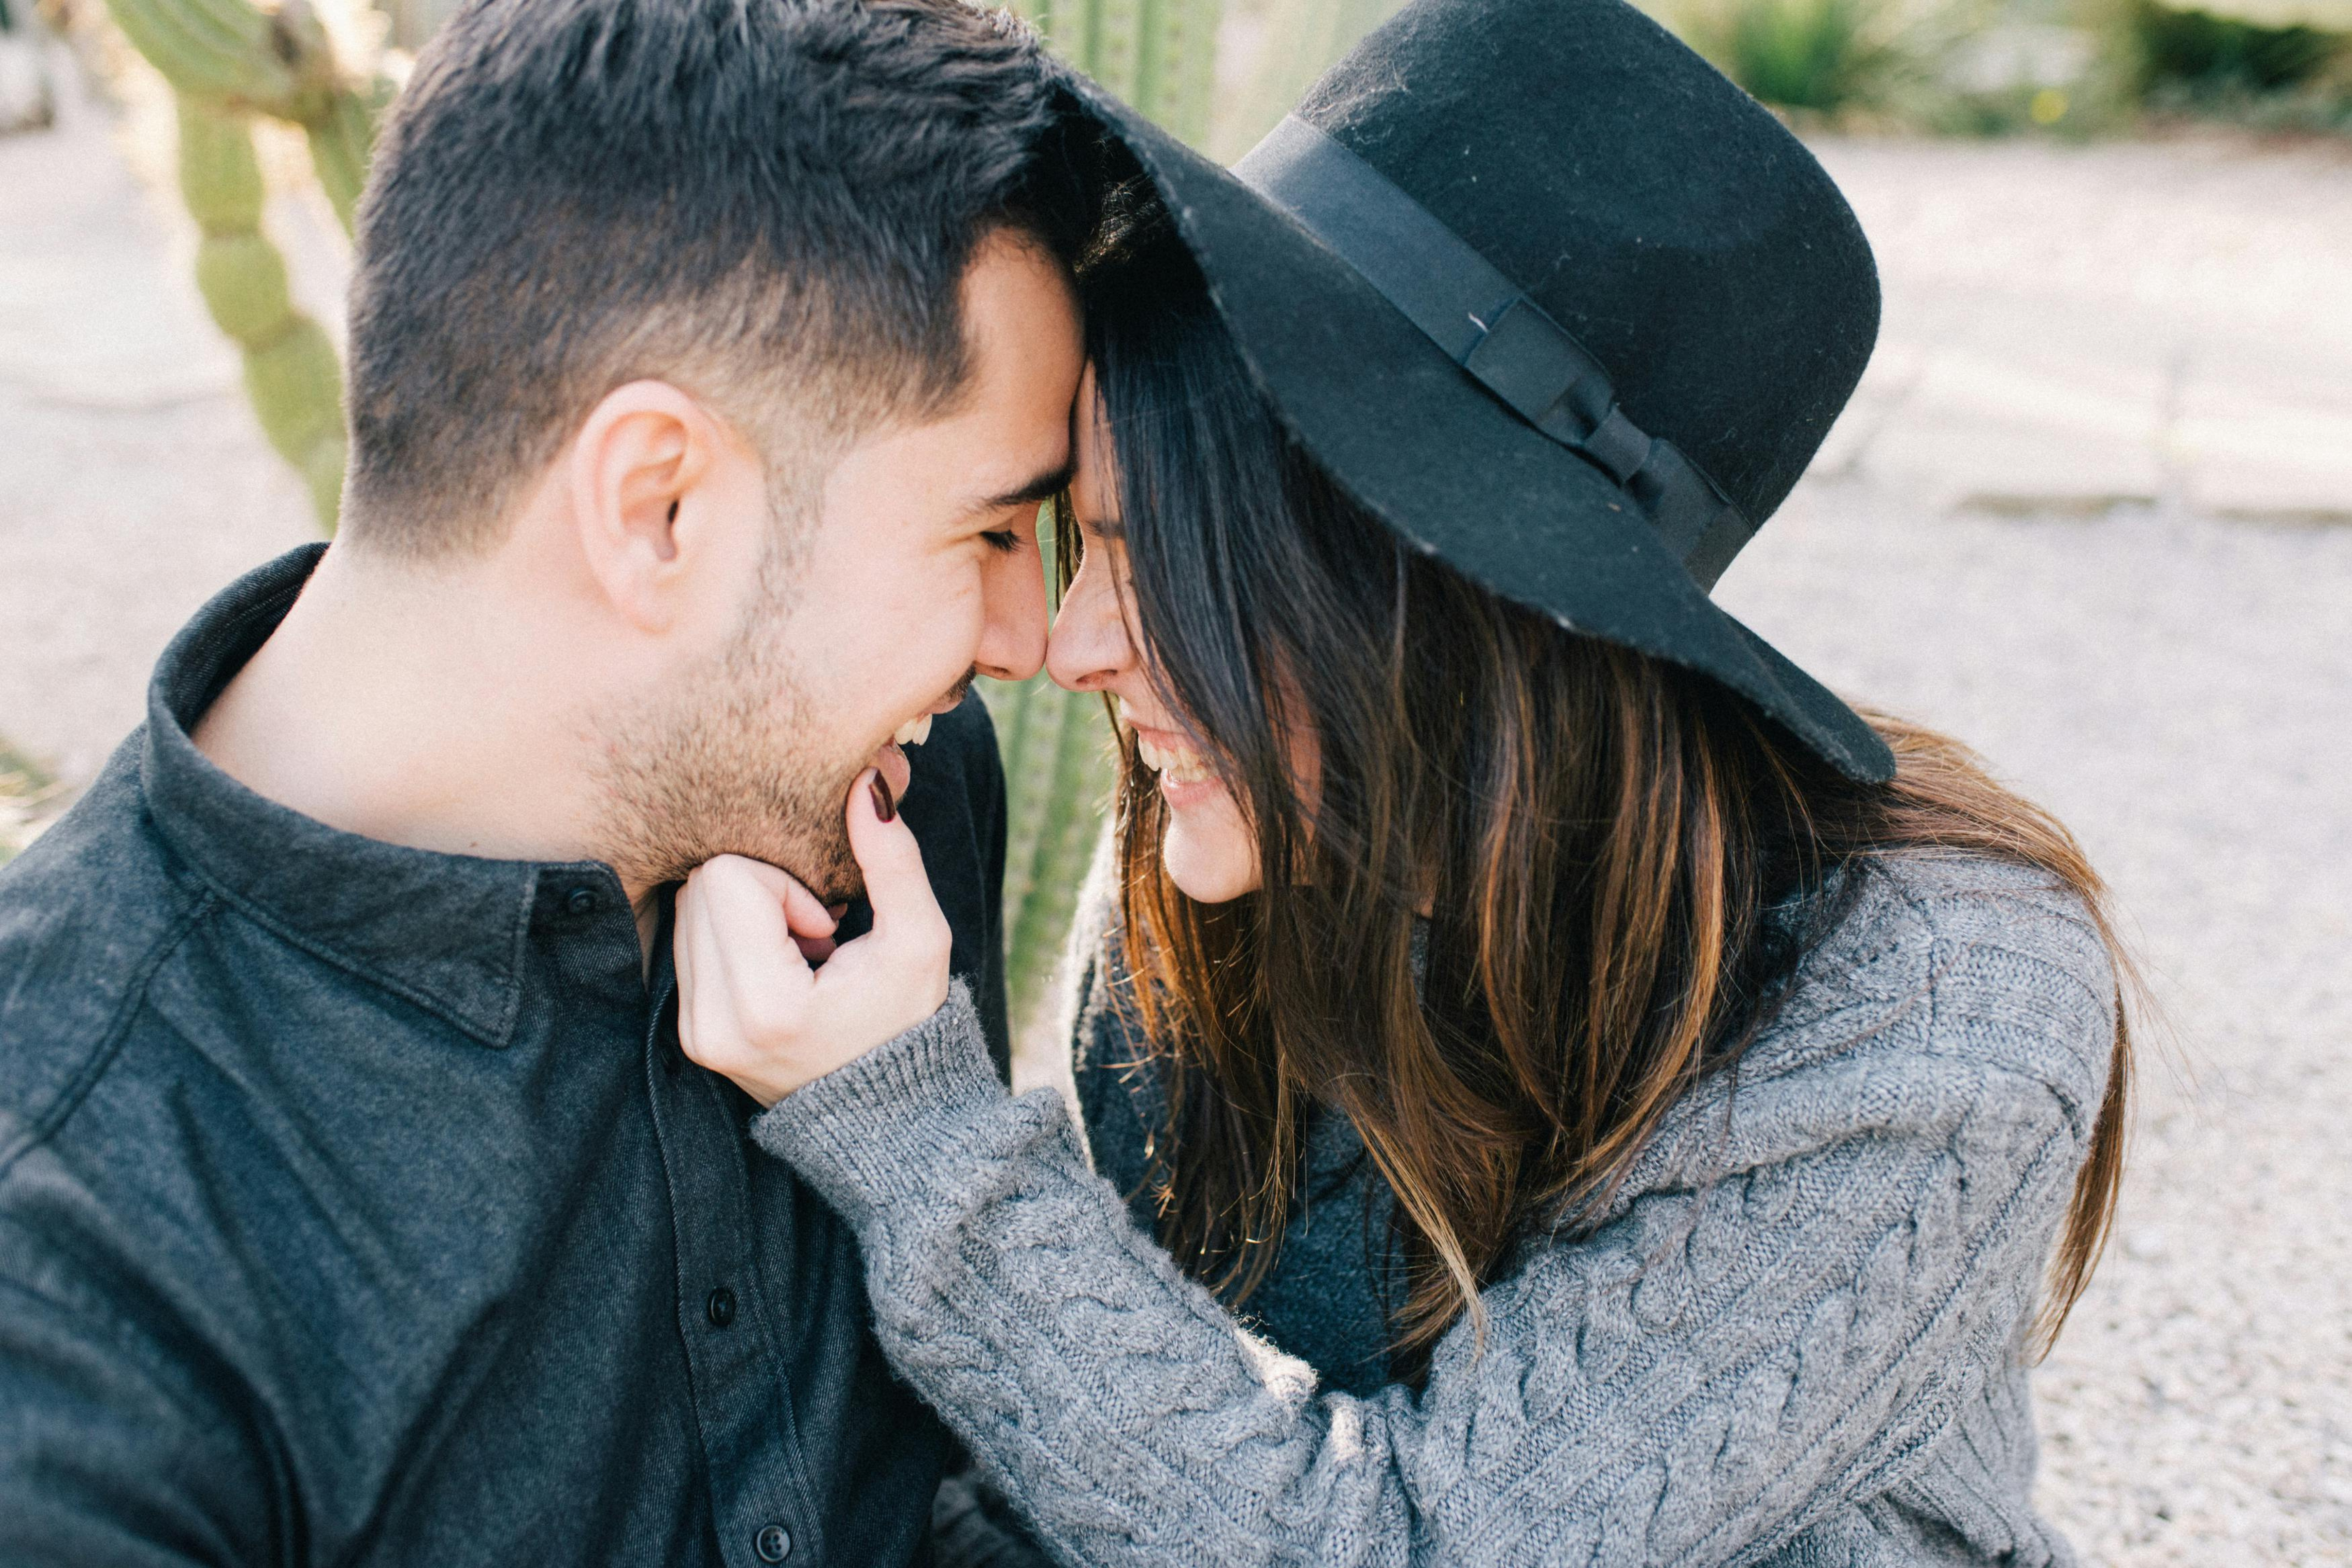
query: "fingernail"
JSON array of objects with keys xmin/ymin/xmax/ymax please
[{"xmin": 869, "ymin": 774, "xmax": 897, "ymax": 823}]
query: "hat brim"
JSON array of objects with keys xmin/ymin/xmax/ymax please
[{"xmin": 1068, "ymin": 83, "xmax": 1893, "ymax": 784}]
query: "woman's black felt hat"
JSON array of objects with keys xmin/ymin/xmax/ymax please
[{"xmin": 1062, "ymin": 0, "xmax": 1896, "ymax": 781}]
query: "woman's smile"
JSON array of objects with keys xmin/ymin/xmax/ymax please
[{"xmin": 1121, "ymin": 704, "xmax": 1220, "ymax": 805}]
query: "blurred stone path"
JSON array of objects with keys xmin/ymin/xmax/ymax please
[
  {"xmin": 0, "ymin": 74, "xmax": 322, "ymax": 789},
  {"xmin": 3, "ymin": 82, "xmax": 2349, "ymax": 1566},
  {"xmin": 1815, "ymin": 135, "xmax": 2352, "ymax": 523}
]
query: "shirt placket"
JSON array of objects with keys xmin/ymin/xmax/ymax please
[{"xmin": 640, "ymin": 976, "xmax": 824, "ymax": 1567}]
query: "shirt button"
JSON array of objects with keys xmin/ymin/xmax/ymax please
[
  {"xmin": 706, "ymin": 1286, "xmax": 738, "ymax": 1328},
  {"xmin": 753, "ymin": 1523, "xmax": 792, "ymax": 1562},
  {"xmin": 565, "ymin": 887, "xmax": 599, "ymax": 917}
]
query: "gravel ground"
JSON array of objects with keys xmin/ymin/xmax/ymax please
[
  {"xmin": 1720, "ymin": 488, "xmax": 2352, "ymax": 1567},
  {"xmin": 2, "ymin": 77, "xmax": 2348, "ymax": 1566},
  {"xmin": 1770, "ymin": 135, "xmax": 2352, "ymax": 1568}
]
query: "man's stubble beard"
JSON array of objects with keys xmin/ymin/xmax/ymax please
[{"xmin": 589, "ymin": 533, "xmax": 867, "ymax": 904}]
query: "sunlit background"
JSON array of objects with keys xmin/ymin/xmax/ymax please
[{"xmin": 1, "ymin": 0, "xmax": 2346, "ymax": 1559}]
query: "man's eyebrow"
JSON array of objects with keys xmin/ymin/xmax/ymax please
[{"xmin": 971, "ymin": 457, "xmax": 1076, "ymax": 515}]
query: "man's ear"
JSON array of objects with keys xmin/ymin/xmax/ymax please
[{"xmin": 565, "ymin": 379, "xmax": 744, "ymax": 634}]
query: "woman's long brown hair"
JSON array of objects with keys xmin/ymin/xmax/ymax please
[{"xmin": 1072, "ymin": 190, "xmax": 2135, "ymax": 1372}]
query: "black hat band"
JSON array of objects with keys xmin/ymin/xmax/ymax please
[{"xmin": 1235, "ymin": 116, "xmax": 1755, "ymax": 590}]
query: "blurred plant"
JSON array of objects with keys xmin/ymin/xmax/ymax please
[
  {"xmin": 1648, "ymin": 0, "xmax": 1996, "ymax": 118},
  {"xmin": 978, "ymin": 0, "xmax": 1235, "ymax": 1042},
  {"xmin": 1638, "ymin": 0, "xmax": 2162, "ymax": 134},
  {"xmin": 1709, "ymin": 0, "xmax": 1903, "ymax": 107},
  {"xmin": 175, "ymin": 94, "xmax": 348, "ymax": 518},
  {"xmin": 0, "ymin": 737, "xmax": 64, "ymax": 867},
  {"xmin": 2128, "ymin": 0, "xmax": 2346, "ymax": 87},
  {"xmin": 982, "ymin": 637, "xmax": 1116, "ymax": 1037},
  {"xmin": 2053, "ymin": 0, "xmax": 2346, "ymax": 129},
  {"xmin": 1016, "ymin": 0, "xmax": 1222, "ymax": 139},
  {"xmin": 1919, "ymin": 6, "xmax": 2138, "ymax": 134},
  {"xmin": 101, "ymin": 0, "xmax": 392, "ymax": 525}
]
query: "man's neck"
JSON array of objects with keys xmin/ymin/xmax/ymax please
[{"xmin": 192, "ymin": 543, "xmax": 651, "ymax": 916}]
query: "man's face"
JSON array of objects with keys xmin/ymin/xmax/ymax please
[{"xmin": 595, "ymin": 232, "xmax": 1082, "ymax": 901}]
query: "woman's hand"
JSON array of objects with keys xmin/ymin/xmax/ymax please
[{"xmin": 676, "ymin": 771, "xmax": 953, "ymax": 1106}]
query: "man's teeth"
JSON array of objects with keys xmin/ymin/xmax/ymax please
[
  {"xmin": 1131, "ymin": 728, "xmax": 1214, "ymax": 786},
  {"xmin": 889, "ymin": 714, "xmax": 934, "ymax": 748}
]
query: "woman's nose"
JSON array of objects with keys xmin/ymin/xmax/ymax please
[{"xmin": 1045, "ymin": 559, "xmax": 1131, "ymax": 694}]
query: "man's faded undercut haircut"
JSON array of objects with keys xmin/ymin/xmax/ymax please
[{"xmin": 343, "ymin": 0, "xmax": 1082, "ymax": 555}]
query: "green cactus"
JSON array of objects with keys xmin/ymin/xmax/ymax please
[
  {"xmin": 106, "ymin": 0, "xmax": 388, "ymax": 525},
  {"xmin": 177, "ymin": 95, "xmax": 346, "ymax": 521},
  {"xmin": 981, "ymin": 0, "xmax": 1228, "ymax": 1044},
  {"xmin": 979, "ymin": 670, "xmax": 1118, "ymax": 1037},
  {"xmin": 1017, "ymin": 0, "xmax": 1223, "ymax": 142},
  {"xmin": 108, "ymin": 0, "xmax": 375, "ymax": 150},
  {"xmin": 0, "ymin": 734, "xmax": 62, "ymax": 868}
]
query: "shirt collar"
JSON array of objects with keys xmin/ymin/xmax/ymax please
[{"xmin": 139, "ymin": 545, "xmax": 638, "ymax": 1048}]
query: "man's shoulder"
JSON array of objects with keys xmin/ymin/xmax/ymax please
[{"xmin": 0, "ymin": 738, "xmax": 204, "ymax": 1159}]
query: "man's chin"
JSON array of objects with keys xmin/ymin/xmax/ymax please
[
  {"xmin": 661, "ymin": 800, "xmax": 864, "ymax": 905},
  {"xmin": 740, "ymin": 830, "xmax": 862, "ymax": 906}
]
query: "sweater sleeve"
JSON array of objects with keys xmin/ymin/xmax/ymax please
[{"xmin": 753, "ymin": 879, "xmax": 2113, "ymax": 1568}]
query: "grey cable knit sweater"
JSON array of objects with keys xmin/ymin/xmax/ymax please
[{"xmin": 753, "ymin": 854, "xmax": 2112, "ymax": 1566}]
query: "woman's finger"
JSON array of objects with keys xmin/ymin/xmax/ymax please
[
  {"xmin": 674, "ymin": 864, "xmax": 713, "ymax": 1057},
  {"xmin": 673, "ymin": 869, "xmax": 695, "ymax": 998},
  {"xmin": 845, "ymin": 769, "xmax": 948, "ymax": 956}
]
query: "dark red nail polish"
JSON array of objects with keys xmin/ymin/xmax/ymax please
[{"xmin": 869, "ymin": 775, "xmax": 897, "ymax": 823}]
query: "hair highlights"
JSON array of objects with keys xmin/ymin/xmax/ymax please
[{"xmin": 1073, "ymin": 197, "xmax": 2136, "ymax": 1374}]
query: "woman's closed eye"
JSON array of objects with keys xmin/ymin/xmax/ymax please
[{"xmin": 980, "ymin": 526, "xmax": 1025, "ymax": 555}]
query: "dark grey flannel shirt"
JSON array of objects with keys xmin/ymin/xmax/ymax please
[{"xmin": 0, "ymin": 546, "xmax": 1013, "ymax": 1567}]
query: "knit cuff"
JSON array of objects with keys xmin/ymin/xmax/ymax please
[{"xmin": 749, "ymin": 979, "xmax": 1006, "ymax": 1234}]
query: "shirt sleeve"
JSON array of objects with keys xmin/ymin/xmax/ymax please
[
  {"xmin": 753, "ymin": 891, "xmax": 2113, "ymax": 1568},
  {"xmin": 0, "ymin": 1246, "xmax": 272, "ymax": 1567}
]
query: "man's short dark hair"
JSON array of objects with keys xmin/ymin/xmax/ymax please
[{"xmin": 344, "ymin": 0, "xmax": 1082, "ymax": 553}]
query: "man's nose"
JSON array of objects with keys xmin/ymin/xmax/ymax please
[
  {"xmin": 1045, "ymin": 561, "xmax": 1129, "ymax": 695},
  {"xmin": 971, "ymin": 541, "xmax": 1049, "ymax": 684}
]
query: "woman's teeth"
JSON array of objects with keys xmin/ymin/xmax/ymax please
[
  {"xmin": 1132, "ymin": 728, "xmax": 1214, "ymax": 787},
  {"xmin": 889, "ymin": 714, "xmax": 934, "ymax": 748},
  {"xmin": 1116, "ymin": 700, "xmax": 1216, "ymax": 788}
]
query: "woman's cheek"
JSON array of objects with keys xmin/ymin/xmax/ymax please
[{"xmin": 1161, "ymin": 782, "xmax": 1262, "ymax": 904}]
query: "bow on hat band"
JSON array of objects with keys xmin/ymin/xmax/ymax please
[{"xmin": 1234, "ymin": 116, "xmax": 1755, "ymax": 591}]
